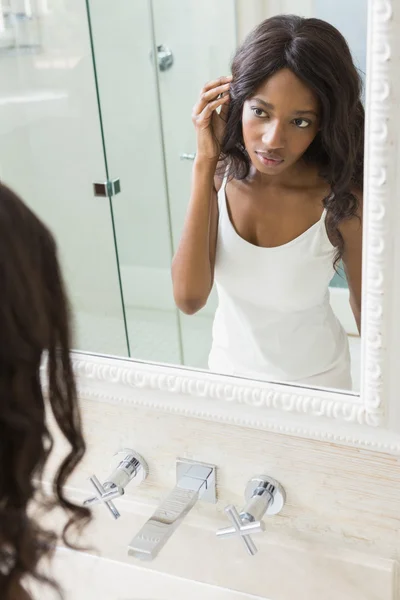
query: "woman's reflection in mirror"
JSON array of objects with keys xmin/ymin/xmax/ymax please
[{"xmin": 172, "ymin": 15, "xmax": 363, "ymax": 390}]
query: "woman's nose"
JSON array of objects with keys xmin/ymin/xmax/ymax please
[{"xmin": 261, "ymin": 122, "xmax": 285, "ymax": 149}]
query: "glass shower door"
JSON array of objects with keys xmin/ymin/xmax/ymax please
[
  {"xmin": 0, "ymin": 0, "xmax": 129, "ymax": 356},
  {"xmin": 151, "ymin": 0, "xmax": 237, "ymax": 369},
  {"xmin": 86, "ymin": 0, "xmax": 237, "ymax": 368},
  {"xmin": 85, "ymin": 0, "xmax": 183, "ymax": 365}
]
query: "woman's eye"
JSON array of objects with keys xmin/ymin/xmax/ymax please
[
  {"xmin": 249, "ymin": 109, "xmax": 312, "ymax": 127},
  {"xmin": 294, "ymin": 118, "xmax": 311, "ymax": 128},
  {"xmin": 251, "ymin": 107, "xmax": 266, "ymax": 117}
]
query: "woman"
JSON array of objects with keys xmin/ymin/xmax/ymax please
[
  {"xmin": 172, "ymin": 15, "xmax": 363, "ymax": 390},
  {"xmin": 0, "ymin": 183, "xmax": 91, "ymax": 599}
]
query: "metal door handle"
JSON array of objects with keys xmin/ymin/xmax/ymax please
[{"xmin": 149, "ymin": 44, "xmax": 174, "ymax": 71}]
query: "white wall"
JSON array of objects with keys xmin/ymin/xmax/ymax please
[
  {"xmin": 236, "ymin": 0, "xmax": 314, "ymax": 42},
  {"xmin": 314, "ymin": 0, "xmax": 367, "ymax": 82}
]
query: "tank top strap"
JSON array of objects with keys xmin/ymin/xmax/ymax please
[
  {"xmin": 221, "ymin": 165, "xmax": 230, "ymax": 189},
  {"xmin": 319, "ymin": 206, "xmax": 336, "ymax": 250}
]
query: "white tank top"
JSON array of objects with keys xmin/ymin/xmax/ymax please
[{"xmin": 208, "ymin": 172, "xmax": 352, "ymax": 390}]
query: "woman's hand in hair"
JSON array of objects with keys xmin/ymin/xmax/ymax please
[{"xmin": 192, "ymin": 76, "xmax": 232, "ymax": 161}]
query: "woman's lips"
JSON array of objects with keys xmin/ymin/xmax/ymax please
[{"xmin": 255, "ymin": 152, "xmax": 284, "ymax": 167}]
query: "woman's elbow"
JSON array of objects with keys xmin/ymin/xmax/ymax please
[
  {"xmin": 174, "ymin": 293, "xmax": 206, "ymax": 315},
  {"xmin": 171, "ymin": 264, "xmax": 209, "ymax": 314},
  {"xmin": 172, "ymin": 281, "xmax": 207, "ymax": 314}
]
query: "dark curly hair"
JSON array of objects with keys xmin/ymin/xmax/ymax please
[
  {"xmin": 0, "ymin": 183, "xmax": 91, "ymax": 599},
  {"xmin": 220, "ymin": 14, "xmax": 364, "ymax": 267}
]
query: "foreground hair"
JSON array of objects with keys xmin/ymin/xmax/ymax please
[
  {"xmin": 221, "ymin": 14, "xmax": 364, "ymax": 266},
  {"xmin": 0, "ymin": 183, "xmax": 91, "ymax": 599}
]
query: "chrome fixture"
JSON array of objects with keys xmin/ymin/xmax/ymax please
[
  {"xmin": 149, "ymin": 44, "xmax": 174, "ymax": 71},
  {"xmin": 93, "ymin": 178, "xmax": 121, "ymax": 197},
  {"xmin": 217, "ymin": 475, "xmax": 285, "ymax": 556},
  {"xmin": 83, "ymin": 448, "xmax": 148, "ymax": 520},
  {"xmin": 128, "ymin": 458, "xmax": 216, "ymax": 561}
]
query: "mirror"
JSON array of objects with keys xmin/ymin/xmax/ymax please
[{"xmin": 0, "ymin": 0, "xmax": 367, "ymax": 394}]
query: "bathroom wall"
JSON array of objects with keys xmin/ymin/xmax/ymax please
[
  {"xmin": 316, "ymin": 0, "xmax": 367, "ymax": 291},
  {"xmin": 315, "ymin": 0, "xmax": 367, "ymax": 79},
  {"xmin": 235, "ymin": 0, "xmax": 314, "ymax": 41},
  {"xmin": 41, "ymin": 385, "xmax": 400, "ymax": 600}
]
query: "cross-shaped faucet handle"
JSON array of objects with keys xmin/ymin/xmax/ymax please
[
  {"xmin": 216, "ymin": 475, "xmax": 286, "ymax": 556},
  {"xmin": 220, "ymin": 504, "xmax": 266, "ymax": 555},
  {"xmin": 83, "ymin": 449, "xmax": 148, "ymax": 520},
  {"xmin": 87, "ymin": 475, "xmax": 122, "ymax": 519}
]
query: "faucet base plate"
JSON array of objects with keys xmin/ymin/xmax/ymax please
[{"xmin": 176, "ymin": 458, "xmax": 217, "ymax": 504}]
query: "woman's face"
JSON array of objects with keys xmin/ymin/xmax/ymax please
[{"xmin": 241, "ymin": 68, "xmax": 321, "ymax": 177}]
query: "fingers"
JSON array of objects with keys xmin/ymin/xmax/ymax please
[
  {"xmin": 193, "ymin": 94, "xmax": 230, "ymax": 128},
  {"xmin": 203, "ymin": 82, "xmax": 230, "ymax": 102},
  {"xmin": 193, "ymin": 83, "xmax": 230, "ymax": 116},
  {"xmin": 192, "ymin": 76, "xmax": 232, "ymax": 117},
  {"xmin": 218, "ymin": 95, "xmax": 231, "ymax": 122},
  {"xmin": 202, "ymin": 75, "xmax": 232, "ymax": 94}
]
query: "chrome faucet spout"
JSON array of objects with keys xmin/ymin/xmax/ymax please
[{"xmin": 128, "ymin": 460, "xmax": 216, "ymax": 561}]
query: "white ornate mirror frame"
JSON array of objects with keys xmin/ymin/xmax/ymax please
[{"xmin": 71, "ymin": 0, "xmax": 400, "ymax": 453}]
